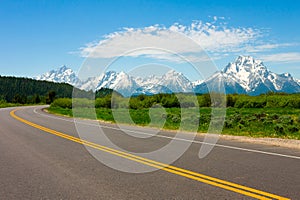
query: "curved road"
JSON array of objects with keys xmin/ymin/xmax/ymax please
[{"xmin": 1, "ymin": 106, "xmax": 300, "ymax": 199}]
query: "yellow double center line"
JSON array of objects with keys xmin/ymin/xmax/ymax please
[{"xmin": 10, "ymin": 108, "xmax": 289, "ymax": 200}]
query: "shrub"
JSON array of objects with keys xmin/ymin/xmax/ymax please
[
  {"xmin": 254, "ymin": 113, "xmax": 266, "ymax": 120},
  {"xmin": 161, "ymin": 95, "xmax": 180, "ymax": 108},
  {"xmin": 226, "ymin": 95, "xmax": 237, "ymax": 107},
  {"xmin": 51, "ymin": 98, "xmax": 72, "ymax": 109},
  {"xmin": 198, "ymin": 94, "xmax": 211, "ymax": 107},
  {"xmin": 274, "ymin": 124, "xmax": 285, "ymax": 135},
  {"xmin": 73, "ymin": 98, "xmax": 94, "ymax": 108},
  {"xmin": 266, "ymin": 96, "xmax": 289, "ymax": 108},
  {"xmin": 129, "ymin": 97, "xmax": 142, "ymax": 109},
  {"xmin": 0, "ymin": 98, "xmax": 7, "ymax": 104},
  {"xmin": 161, "ymin": 113, "xmax": 167, "ymax": 119},
  {"xmin": 235, "ymin": 96, "xmax": 266, "ymax": 108},
  {"xmin": 269, "ymin": 114, "xmax": 279, "ymax": 120},
  {"xmin": 224, "ymin": 120, "xmax": 233, "ymax": 128},
  {"xmin": 181, "ymin": 101, "xmax": 195, "ymax": 108},
  {"xmin": 95, "ymin": 97, "xmax": 112, "ymax": 108},
  {"xmin": 287, "ymin": 99, "xmax": 300, "ymax": 108},
  {"xmin": 287, "ymin": 125, "xmax": 299, "ymax": 133},
  {"xmin": 171, "ymin": 115, "xmax": 181, "ymax": 123},
  {"xmin": 277, "ymin": 116, "xmax": 294, "ymax": 125}
]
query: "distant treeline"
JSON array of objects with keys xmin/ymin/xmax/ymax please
[
  {"xmin": 226, "ymin": 93, "xmax": 300, "ymax": 108},
  {"xmin": 52, "ymin": 89, "xmax": 300, "ymax": 109},
  {"xmin": 128, "ymin": 92, "xmax": 300, "ymax": 109},
  {"xmin": 0, "ymin": 76, "xmax": 89, "ymax": 104}
]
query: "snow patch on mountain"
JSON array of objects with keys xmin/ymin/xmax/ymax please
[
  {"xmin": 156, "ymin": 70, "xmax": 193, "ymax": 93},
  {"xmin": 192, "ymin": 80, "xmax": 204, "ymax": 86},
  {"xmin": 35, "ymin": 66, "xmax": 80, "ymax": 86}
]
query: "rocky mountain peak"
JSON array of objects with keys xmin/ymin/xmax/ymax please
[{"xmin": 35, "ymin": 56, "xmax": 300, "ymax": 96}]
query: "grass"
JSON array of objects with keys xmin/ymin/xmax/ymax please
[
  {"xmin": 0, "ymin": 102, "xmax": 22, "ymax": 108},
  {"xmin": 47, "ymin": 106, "xmax": 300, "ymax": 140},
  {"xmin": 223, "ymin": 108, "xmax": 300, "ymax": 139},
  {"xmin": 0, "ymin": 101, "xmax": 46, "ymax": 109}
]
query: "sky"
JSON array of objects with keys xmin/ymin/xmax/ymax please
[{"xmin": 0, "ymin": 0, "xmax": 300, "ymax": 80}]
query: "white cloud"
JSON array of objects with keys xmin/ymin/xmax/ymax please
[
  {"xmin": 259, "ymin": 52, "xmax": 300, "ymax": 63},
  {"xmin": 80, "ymin": 26, "xmax": 202, "ymax": 60},
  {"xmin": 245, "ymin": 43, "xmax": 296, "ymax": 53},
  {"xmin": 78, "ymin": 20, "xmax": 298, "ymax": 63}
]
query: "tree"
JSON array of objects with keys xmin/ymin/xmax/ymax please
[
  {"xmin": 12, "ymin": 94, "xmax": 21, "ymax": 104},
  {"xmin": 226, "ymin": 95, "xmax": 235, "ymax": 107},
  {"xmin": 46, "ymin": 91, "xmax": 56, "ymax": 104},
  {"xmin": 161, "ymin": 95, "xmax": 180, "ymax": 108},
  {"xmin": 33, "ymin": 94, "xmax": 41, "ymax": 104},
  {"xmin": 12, "ymin": 94, "xmax": 27, "ymax": 104},
  {"xmin": 199, "ymin": 94, "xmax": 211, "ymax": 107}
]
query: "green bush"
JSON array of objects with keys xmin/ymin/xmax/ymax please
[
  {"xmin": 129, "ymin": 97, "xmax": 143, "ymax": 109},
  {"xmin": 51, "ymin": 98, "xmax": 72, "ymax": 109},
  {"xmin": 198, "ymin": 94, "xmax": 211, "ymax": 107},
  {"xmin": 171, "ymin": 115, "xmax": 181, "ymax": 123},
  {"xmin": 226, "ymin": 95, "xmax": 237, "ymax": 107},
  {"xmin": 287, "ymin": 125, "xmax": 299, "ymax": 133},
  {"xmin": 95, "ymin": 97, "xmax": 111, "ymax": 108},
  {"xmin": 161, "ymin": 95, "xmax": 180, "ymax": 108},
  {"xmin": 265, "ymin": 95, "xmax": 297, "ymax": 108},
  {"xmin": 277, "ymin": 116, "xmax": 294, "ymax": 125},
  {"xmin": 288, "ymin": 98, "xmax": 300, "ymax": 108},
  {"xmin": 234, "ymin": 96, "xmax": 266, "ymax": 108},
  {"xmin": 0, "ymin": 99, "xmax": 6, "ymax": 104},
  {"xmin": 274, "ymin": 124, "xmax": 285, "ymax": 135}
]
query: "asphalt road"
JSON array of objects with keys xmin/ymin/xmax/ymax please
[{"xmin": 1, "ymin": 106, "xmax": 300, "ymax": 199}]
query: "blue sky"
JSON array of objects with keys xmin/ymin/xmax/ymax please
[{"xmin": 0, "ymin": 0, "xmax": 300, "ymax": 80}]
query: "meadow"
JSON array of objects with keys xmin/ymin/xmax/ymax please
[{"xmin": 48, "ymin": 92, "xmax": 300, "ymax": 139}]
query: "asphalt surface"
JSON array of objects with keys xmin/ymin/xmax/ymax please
[{"xmin": 1, "ymin": 106, "xmax": 300, "ymax": 199}]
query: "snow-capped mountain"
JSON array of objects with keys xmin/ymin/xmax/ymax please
[
  {"xmin": 98, "ymin": 71, "xmax": 139, "ymax": 97},
  {"xmin": 90, "ymin": 70, "xmax": 193, "ymax": 96},
  {"xmin": 35, "ymin": 56, "xmax": 300, "ymax": 96},
  {"xmin": 192, "ymin": 80, "xmax": 204, "ymax": 87},
  {"xmin": 132, "ymin": 70, "xmax": 193, "ymax": 96},
  {"xmin": 35, "ymin": 65, "xmax": 80, "ymax": 86},
  {"xmin": 157, "ymin": 70, "xmax": 193, "ymax": 93},
  {"xmin": 35, "ymin": 66, "xmax": 193, "ymax": 96},
  {"xmin": 78, "ymin": 71, "xmax": 139, "ymax": 96},
  {"xmin": 194, "ymin": 56, "xmax": 300, "ymax": 95}
]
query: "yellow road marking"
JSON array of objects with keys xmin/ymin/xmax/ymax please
[{"xmin": 10, "ymin": 108, "xmax": 290, "ymax": 200}]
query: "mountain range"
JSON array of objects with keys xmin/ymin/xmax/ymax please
[{"xmin": 35, "ymin": 56, "xmax": 300, "ymax": 96}]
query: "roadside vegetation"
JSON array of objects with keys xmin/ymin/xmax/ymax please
[
  {"xmin": 48, "ymin": 90, "xmax": 300, "ymax": 139},
  {"xmin": 0, "ymin": 99, "xmax": 21, "ymax": 108}
]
